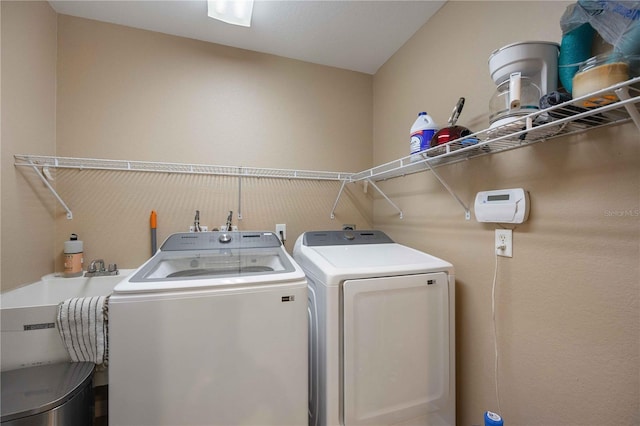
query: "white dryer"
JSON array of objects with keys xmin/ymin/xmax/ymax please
[
  {"xmin": 109, "ymin": 231, "xmax": 307, "ymax": 426},
  {"xmin": 293, "ymin": 230, "xmax": 455, "ymax": 426}
]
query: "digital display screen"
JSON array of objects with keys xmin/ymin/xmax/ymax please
[{"xmin": 488, "ymin": 194, "xmax": 510, "ymax": 201}]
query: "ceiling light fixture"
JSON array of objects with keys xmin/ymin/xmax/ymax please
[{"xmin": 207, "ymin": 0, "xmax": 254, "ymax": 27}]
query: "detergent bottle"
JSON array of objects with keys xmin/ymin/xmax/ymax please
[{"xmin": 410, "ymin": 112, "xmax": 438, "ymax": 162}]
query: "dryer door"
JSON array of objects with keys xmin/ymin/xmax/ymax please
[{"xmin": 342, "ymin": 272, "xmax": 450, "ymax": 426}]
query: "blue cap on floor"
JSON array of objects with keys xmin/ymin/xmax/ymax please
[{"xmin": 484, "ymin": 411, "xmax": 503, "ymax": 426}]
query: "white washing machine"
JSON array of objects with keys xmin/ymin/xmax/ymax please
[
  {"xmin": 109, "ymin": 231, "xmax": 308, "ymax": 426},
  {"xmin": 293, "ymin": 230, "xmax": 455, "ymax": 426}
]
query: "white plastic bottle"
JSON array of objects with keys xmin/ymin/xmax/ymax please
[
  {"xmin": 410, "ymin": 112, "xmax": 438, "ymax": 162},
  {"xmin": 64, "ymin": 233, "xmax": 84, "ymax": 278}
]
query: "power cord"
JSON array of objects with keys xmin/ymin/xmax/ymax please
[{"xmin": 491, "ymin": 249, "xmax": 502, "ymax": 416}]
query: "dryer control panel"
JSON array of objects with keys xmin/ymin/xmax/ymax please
[{"xmin": 303, "ymin": 230, "xmax": 394, "ymax": 246}]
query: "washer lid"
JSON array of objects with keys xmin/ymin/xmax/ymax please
[
  {"xmin": 1, "ymin": 362, "xmax": 94, "ymax": 423},
  {"xmin": 116, "ymin": 232, "xmax": 305, "ymax": 293},
  {"xmin": 129, "ymin": 247, "xmax": 296, "ymax": 282}
]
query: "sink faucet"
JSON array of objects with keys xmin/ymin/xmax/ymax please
[{"xmin": 85, "ymin": 259, "xmax": 119, "ymax": 277}]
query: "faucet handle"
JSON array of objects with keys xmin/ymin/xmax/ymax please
[
  {"xmin": 108, "ymin": 263, "xmax": 118, "ymax": 273},
  {"xmin": 88, "ymin": 259, "xmax": 105, "ymax": 273}
]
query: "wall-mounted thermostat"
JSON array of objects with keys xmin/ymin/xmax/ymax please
[{"xmin": 474, "ymin": 188, "xmax": 530, "ymax": 224}]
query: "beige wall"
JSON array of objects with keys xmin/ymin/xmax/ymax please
[
  {"xmin": 55, "ymin": 15, "xmax": 373, "ymax": 169},
  {"xmin": 1, "ymin": 1, "xmax": 58, "ymax": 291},
  {"xmin": 373, "ymin": 1, "xmax": 639, "ymax": 425},
  {"xmin": 52, "ymin": 15, "xmax": 373, "ymax": 275}
]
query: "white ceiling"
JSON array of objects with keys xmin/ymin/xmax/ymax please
[{"xmin": 48, "ymin": 0, "xmax": 446, "ymax": 75}]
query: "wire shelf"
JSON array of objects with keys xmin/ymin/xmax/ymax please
[
  {"xmin": 14, "ymin": 77, "xmax": 640, "ymax": 220},
  {"xmin": 351, "ymin": 76, "xmax": 640, "ymax": 182},
  {"xmin": 13, "ymin": 155, "xmax": 355, "ymax": 182}
]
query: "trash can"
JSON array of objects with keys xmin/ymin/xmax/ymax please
[{"xmin": 1, "ymin": 362, "xmax": 94, "ymax": 426}]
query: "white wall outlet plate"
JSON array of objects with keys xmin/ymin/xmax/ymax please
[{"xmin": 495, "ymin": 229, "xmax": 513, "ymax": 257}]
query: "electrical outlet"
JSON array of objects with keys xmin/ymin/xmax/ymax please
[
  {"xmin": 495, "ymin": 229, "xmax": 512, "ymax": 257},
  {"xmin": 275, "ymin": 224, "xmax": 286, "ymax": 242}
]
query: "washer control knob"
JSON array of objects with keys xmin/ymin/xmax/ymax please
[
  {"xmin": 219, "ymin": 233, "xmax": 232, "ymax": 243},
  {"xmin": 344, "ymin": 231, "xmax": 355, "ymax": 241}
]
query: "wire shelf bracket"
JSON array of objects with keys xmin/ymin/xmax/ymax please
[
  {"xmin": 25, "ymin": 160, "xmax": 73, "ymax": 220},
  {"xmin": 330, "ymin": 180, "xmax": 348, "ymax": 219},
  {"xmin": 615, "ymin": 86, "xmax": 640, "ymax": 131},
  {"xmin": 367, "ymin": 179, "xmax": 404, "ymax": 219},
  {"xmin": 424, "ymin": 160, "xmax": 471, "ymax": 220}
]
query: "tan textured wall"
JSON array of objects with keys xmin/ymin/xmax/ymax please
[
  {"xmin": 1, "ymin": 1, "xmax": 58, "ymax": 291},
  {"xmin": 53, "ymin": 16, "xmax": 372, "ymax": 271},
  {"xmin": 373, "ymin": 1, "xmax": 639, "ymax": 425}
]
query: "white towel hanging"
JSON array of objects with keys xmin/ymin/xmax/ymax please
[{"xmin": 56, "ymin": 296, "xmax": 110, "ymax": 366}]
